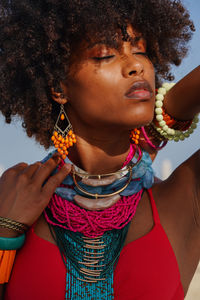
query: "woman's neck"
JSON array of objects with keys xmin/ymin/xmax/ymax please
[{"xmin": 67, "ymin": 130, "xmax": 131, "ymax": 174}]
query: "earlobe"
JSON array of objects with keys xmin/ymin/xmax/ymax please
[{"xmin": 51, "ymin": 87, "xmax": 68, "ymax": 105}]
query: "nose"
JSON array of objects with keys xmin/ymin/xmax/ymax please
[{"xmin": 121, "ymin": 55, "xmax": 144, "ymax": 78}]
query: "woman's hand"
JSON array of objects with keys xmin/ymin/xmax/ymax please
[{"xmin": 0, "ymin": 153, "xmax": 71, "ymax": 231}]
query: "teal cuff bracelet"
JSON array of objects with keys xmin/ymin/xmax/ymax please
[{"xmin": 0, "ymin": 233, "xmax": 26, "ymax": 250}]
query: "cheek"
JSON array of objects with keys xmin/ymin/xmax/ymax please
[
  {"xmin": 67, "ymin": 60, "xmax": 156, "ymax": 127},
  {"xmin": 68, "ymin": 65, "xmax": 122, "ymax": 109},
  {"xmin": 146, "ymin": 62, "xmax": 155, "ymax": 86},
  {"xmin": 75, "ymin": 64, "xmax": 121, "ymax": 91}
]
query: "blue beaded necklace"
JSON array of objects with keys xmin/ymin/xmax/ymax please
[{"xmin": 47, "ymin": 223, "xmax": 130, "ymax": 299}]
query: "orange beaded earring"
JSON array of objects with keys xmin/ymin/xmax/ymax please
[
  {"xmin": 130, "ymin": 128, "xmax": 140, "ymax": 145},
  {"xmin": 51, "ymin": 90, "xmax": 76, "ymax": 160}
]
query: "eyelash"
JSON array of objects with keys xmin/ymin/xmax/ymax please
[
  {"xmin": 135, "ymin": 52, "xmax": 148, "ymax": 57},
  {"xmin": 93, "ymin": 52, "xmax": 148, "ymax": 60},
  {"xmin": 92, "ymin": 55, "xmax": 114, "ymax": 61},
  {"xmin": 92, "ymin": 52, "xmax": 148, "ymax": 61}
]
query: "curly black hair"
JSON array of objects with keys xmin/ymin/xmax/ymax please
[{"xmin": 0, "ymin": 0, "xmax": 195, "ymax": 148}]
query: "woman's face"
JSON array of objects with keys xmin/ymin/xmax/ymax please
[{"xmin": 61, "ymin": 25, "xmax": 155, "ymax": 135}]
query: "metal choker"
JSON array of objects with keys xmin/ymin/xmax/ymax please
[{"xmin": 72, "ymin": 165, "xmax": 133, "ymax": 199}]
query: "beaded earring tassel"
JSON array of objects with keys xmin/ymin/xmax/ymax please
[
  {"xmin": 51, "ymin": 104, "xmax": 76, "ymax": 160},
  {"xmin": 130, "ymin": 128, "xmax": 140, "ymax": 145}
]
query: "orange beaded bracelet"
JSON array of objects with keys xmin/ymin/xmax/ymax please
[{"xmin": 162, "ymin": 106, "xmax": 193, "ymax": 131}]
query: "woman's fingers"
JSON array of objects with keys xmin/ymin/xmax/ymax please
[
  {"xmin": 5, "ymin": 162, "xmax": 28, "ymax": 173},
  {"xmin": 1, "ymin": 162, "xmax": 28, "ymax": 181},
  {"xmin": 41, "ymin": 163, "xmax": 71, "ymax": 201},
  {"xmin": 0, "ymin": 151, "xmax": 72, "ymax": 215},
  {"xmin": 32, "ymin": 153, "xmax": 61, "ymax": 184},
  {"xmin": 0, "ymin": 154, "xmax": 71, "ymax": 228},
  {"xmin": 20, "ymin": 162, "xmax": 42, "ymax": 179}
]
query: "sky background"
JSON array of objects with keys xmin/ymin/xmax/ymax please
[{"xmin": 0, "ymin": 0, "xmax": 199, "ymax": 178}]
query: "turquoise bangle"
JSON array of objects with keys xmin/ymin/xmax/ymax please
[{"xmin": 0, "ymin": 233, "xmax": 26, "ymax": 250}]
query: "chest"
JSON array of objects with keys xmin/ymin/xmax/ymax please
[
  {"xmin": 34, "ymin": 188, "xmax": 198, "ymax": 297},
  {"xmin": 125, "ymin": 186, "xmax": 199, "ymax": 297}
]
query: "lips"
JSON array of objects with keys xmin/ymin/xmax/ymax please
[{"xmin": 125, "ymin": 81, "xmax": 153, "ymax": 100}]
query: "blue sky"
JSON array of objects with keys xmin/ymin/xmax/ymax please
[{"xmin": 0, "ymin": 0, "xmax": 199, "ymax": 177}]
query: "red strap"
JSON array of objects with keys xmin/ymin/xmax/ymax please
[{"xmin": 147, "ymin": 189, "xmax": 161, "ymax": 225}]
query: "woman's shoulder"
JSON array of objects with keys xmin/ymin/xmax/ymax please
[
  {"xmin": 152, "ymin": 149, "xmax": 200, "ymax": 294},
  {"xmin": 152, "ymin": 148, "xmax": 200, "ymax": 240},
  {"xmin": 154, "ymin": 148, "xmax": 200, "ymax": 203}
]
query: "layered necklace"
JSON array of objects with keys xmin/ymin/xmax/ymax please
[{"xmin": 43, "ymin": 144, "xmax": 154, "ymax": 299}]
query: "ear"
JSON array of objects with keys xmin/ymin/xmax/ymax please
[
  {"xmin": 51, "ymin": 82, "xmax": 69, "ymax": 105},
  {"xmin": 137, "ymin": 38, "xmax": 147, "ymax": 52}
]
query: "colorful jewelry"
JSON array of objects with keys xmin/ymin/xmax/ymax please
[
  {"xmin": 0, "ymin": 250, "xmax": 16, "ymax": 284},
  {"xmin": 141, "ymin": 126, "xmax": 168, "ymax": 150},
  {"xmin": 43, "ymin": 149, "xmax": 153, "ymax": 238},
  {"xmin": 72, "ymin": 166, "xmax": 132, "ymax": 197},
  {"xmin": 130, "ymin": 128, "xmax": 140, "ymax": 145},
  {"xmin": 0, "ymin": 233, "xmax": 26, "ymax": 250},
  {"xmin": 51, "ymin": 104, "xmax": 76, "ymax": 160},
  {"xmin": 162, "ymin": 106, "xmax": 193, "ymax": 131},
  {"xmin": 51, "ymin": 223, "xmax": 130, "ymax": 299},
  {"xmin": 45, "ymin": 188, "xmax": 143, "ymax": 237},
  {"xmin": 42, "ymin": 147, "xmax": 153, "ymax": 300},
  {"xmin": 0, "ymin": 233, "xmax": 25, "ymax": 283},
  {"xmin": 0, "ymin": 216, "xmax": 29, "ymax": 234},
  {"xmin": 72, "ymin": 145, "xmax": 142, "ymax": 201},
  {"xmin": 153, "ymin": 82, "xmax": 199, "ymax": 141}
]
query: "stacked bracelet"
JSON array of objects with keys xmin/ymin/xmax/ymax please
[
  {"xmin": 0, "ymin": 250, "xmax": 16, "ymax": 284},
  {"xmin": 0, "ymin": 216, "xmax": 29, "ymax": 234},
  {"xmin": 0, "ymin": 234, "xmax": 26, "ymax": 250},
  {"xmin": 146, "ymin": 123, "xmax": 166, "ymax": 141},
  {"xmin": 153, "ymin": 82, "xmax": 199, "ymax": 141},
  {"xmin": 0, "ymin": 233, "xmax": 26, "ymax": 284}
]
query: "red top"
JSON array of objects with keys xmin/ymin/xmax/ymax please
[{"xmin": 5, "ymin": 189, "xmax": 184, "ymax": 300}]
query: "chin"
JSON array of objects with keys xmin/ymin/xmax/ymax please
[
  {"xmin": 139, "ymin": 113, "xmax": 154, "ymax": 127},
  {"xmin": 125, "ymin": 97, "xmax": 154, "ymax": 121},
  {"xmin": 124, "ymin": 108, "xmax": 154, "ymax": 129}
]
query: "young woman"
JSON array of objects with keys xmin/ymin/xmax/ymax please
[{"xmin": 0, "ymin": 1, "xmax": 199, "ymax": 299}]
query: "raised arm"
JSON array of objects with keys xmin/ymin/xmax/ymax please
[
  {"xmin": 140, "ymin": 66, "xmax": 200, "ymax": 162},
  {"xmin": 164, "ymin": 65, "xmax": 200, "ymax": 119},
  {"xmin": 166, "ymin": 66, "xmax": 200, "ymax": 222}
]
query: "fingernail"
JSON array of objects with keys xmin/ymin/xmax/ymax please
[
  {"xmin": 56, "ymin": 157, "xmax": 61, "ymax": 164},
  {"xmin": 63, "ymin": 163, "xmax": 71, "ymax": 171},
  {"xmin": 52, "ymin": 154, "xmax": 61, "ymax": 164}
]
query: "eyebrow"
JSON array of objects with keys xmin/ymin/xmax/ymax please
[
  {"xmin": 87, "ymin": 36, "xmax": 142, "ymax": 50},
  {"xmin": 129, "ymin": 36, "xmax": 142, "ymax": 44},
  {"xmin": 87, "ymin": 41, "xmax": 109, "ymax": 50}
]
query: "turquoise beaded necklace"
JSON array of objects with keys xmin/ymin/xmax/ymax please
[{"xmin": 48, "ymin": 223, "xmax": 130, "ymax": 299}]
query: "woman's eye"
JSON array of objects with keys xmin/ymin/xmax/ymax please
[
  {"xmin": 92, "ymin": 55, "xmax": 115, "ymax": 61},
  {"xmin": 134, "ymin": 52, "xmax": 148, "ymax": 57}
]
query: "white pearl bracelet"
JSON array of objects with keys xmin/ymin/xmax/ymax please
[{"xmin": 153, "ymin": 82, "xmax": 199, "ymax": 142}]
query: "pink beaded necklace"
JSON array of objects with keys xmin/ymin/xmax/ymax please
[{"xmin": 44, "ymin": 144, "xmax": 143, "ymax": 238}]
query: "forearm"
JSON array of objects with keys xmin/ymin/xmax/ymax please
[{"xmin": 164, "ymin": 65, "xmax": 200, "ymax": 120}]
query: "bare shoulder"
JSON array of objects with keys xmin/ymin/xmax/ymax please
[
  {"xmin": 152, "ymin": 150, "xmax": 200, "ymax": 293},
  {"xmin": 153, "ymin": 149, "xmax": 200, "ymax": 229}
]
